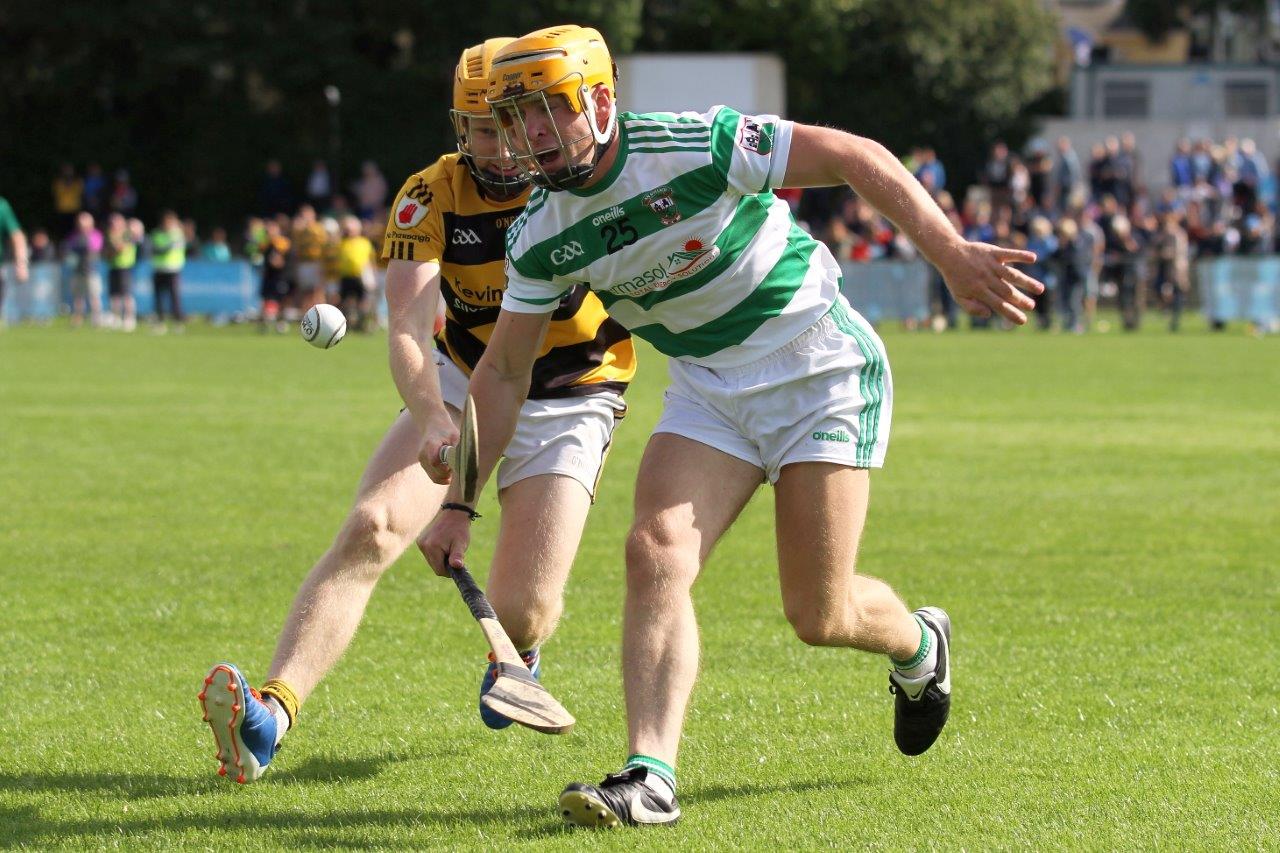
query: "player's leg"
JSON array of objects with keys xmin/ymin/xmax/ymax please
[
  {"xmin": 474, "ymin": 392, "xmax": 621, "ymax": 729},
  {"xmin": 775, "ymin": 464, "xmax": 918, "ymax": 654},
  {"xmin": 202, "ymin": 409, "xmax": 448, "ymax": 782},
  {"xmin": 268, "ymin": 408, "xmax": 447, "ymax": 698},
  {"xmin": 560, "ymin": 432, "xmax": 761, "ymax": 828},
  {"xmin": 488, "ymin": 475, "xmax": 586, "ymax": 648},
  {"xmin": 768, "ymin": 301, "xmax": 950, "ymax": 757},
  {"xmin": 475, "ymin": 474, "xmax": 589, "ymax": 728}
]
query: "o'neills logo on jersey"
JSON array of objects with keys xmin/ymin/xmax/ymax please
[
  {"xmin": 644, "ymin": 186, "xmax": 682, "ymax": 226},
  {"xmin": 607, "ymin": 238, "xmax": 720, "ymax": 298},
  {"xmin": 591, "ymin": 205, "xmax": 627, "ymax": 227},
  {"xmin": 395, "ymin": 195, "xmax": 429, "ymax": 229}
]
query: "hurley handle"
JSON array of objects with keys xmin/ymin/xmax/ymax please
[{"xmin": 450, "ymin": 565, "xmax": 497, "ymax": 622}]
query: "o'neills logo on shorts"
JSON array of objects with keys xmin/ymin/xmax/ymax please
[
  {"xmin": 607, "ymin": 238, "xmax": 720, "ymax": 298},
  {"xmin": 812, "ymin": 429, "xmax": 852, "ymax": 443}
]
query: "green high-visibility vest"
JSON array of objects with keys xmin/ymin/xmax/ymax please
[
  {"xmin": 110, "ymin": 240, "xmax": 137, "ymax": 269},
  {"xmin": 151, "ymin": 229, "xmax": 186, "ymax": 272}
]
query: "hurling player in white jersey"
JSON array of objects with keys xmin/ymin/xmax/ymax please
[{"xmin": 420, "ymin": 25, "xmax": 1045, "ymax": 828}]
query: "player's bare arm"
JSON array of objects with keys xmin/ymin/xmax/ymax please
[
  {"xmin": 384, "ymin": 257, "xmax": 458, "ymax": 465},
  {"xmin": 783, "ymin": 124, "xmax": 1044, "ymax": 324},
  {"xmin": 419, "ymin": 308, "xmax": 551, "ymax": 571}
]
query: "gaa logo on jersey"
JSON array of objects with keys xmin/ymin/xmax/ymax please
[
  {"xmin": 739, "ymin": 119, "xmax": 774, "ymax": 156},
  {"xmin": 395, "ymin": 195, "xmax": 429, "ymax": 229},
  {"xmin": 550, "ymin": 240, "xmax": 585, "ymax": 265},
  {"xmin": 644, "ymin": 186, "xmax": 683, "ymax": 226}
]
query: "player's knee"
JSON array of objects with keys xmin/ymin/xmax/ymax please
[
  {"xmin": 785, "ymin": 594, "xmax": 882, "ymax": 647},
  {"xmin": 489, "ymin": 586, "xmax": 562, "ymax": 650},
  {"xmin": 625, "ymin": 515, "xmax": 699, "ymax": 592},
  {"xmin": 787, "ymin": 607, "xmax": 845, "ymax": 647},
  {"xmin": 336, "ymin": 502, "xmax": 407, "ymax": 569}
]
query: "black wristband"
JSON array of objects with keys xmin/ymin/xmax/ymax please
[{"xmin": 440, "ymin": 502, "xmax": 482, "ymax": 521}]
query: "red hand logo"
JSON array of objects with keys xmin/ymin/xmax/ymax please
[{"xmin": 398, "ymin": 203, "xmax": 418, "ymax": 225}]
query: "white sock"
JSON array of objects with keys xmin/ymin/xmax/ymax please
[
  {"xmin": 893, "ymin": 616, "xmax": 938, "ymax": 680},
  {"xmin": 263, "ymin": 696, "xmax": 291, "ymax": 745},
  {"xmin": 640, "ymin": 772, "xmax": 675, "ymax": 803}
]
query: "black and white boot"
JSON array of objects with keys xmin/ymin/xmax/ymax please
[
  {"xmin": 559, "ymin": 767, "xmax": 681, "ymax": 828},
  {"xmin": 888, "ymin": 606, "xmax": 952, "ymax": 756}
]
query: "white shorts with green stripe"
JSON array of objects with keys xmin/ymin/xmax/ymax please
[{"xmin": 653, "ymin": 295, "xmax": 892, "ymax": 483}]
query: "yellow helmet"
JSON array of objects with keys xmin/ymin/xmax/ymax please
[
  {"xmin": 486, "ymin": 25, "xmax": 619, "ymax": 191},
  {"xmin": 453, "ymin": 38, "xmax": 513, "ymax": 114},
  {"xmin": 450, "ymin": 38, "xmax": 529, "ymax": 199}
]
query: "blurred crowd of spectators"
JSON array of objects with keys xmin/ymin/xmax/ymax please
[
  {"xmin": 781, "ymin": 132, "xmax": 1277, "ymax": 332},
  {"xmin": 10, "ymin": 135, "xmax": 1277, "ymax": 334},
  {"xmin": 7, "ymin": 159, "xmax": 392, "ymax": 332}
]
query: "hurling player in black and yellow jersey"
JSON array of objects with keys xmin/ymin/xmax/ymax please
[{"xmin": 199, "ymin": 40, "xmax": 636, "ymax": 785}]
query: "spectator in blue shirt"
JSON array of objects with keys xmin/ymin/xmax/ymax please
[
  {"xmin": 1170, "ymin": 138, "xmax": 1194, "ymax": 192},
  {"xmin": 913, "ymin": 147, "xmax": 946, "ymax": 195}
]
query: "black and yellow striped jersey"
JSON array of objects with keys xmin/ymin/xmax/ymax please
[{"xmin": 383, "ymin": 153, "xmax": 635, "ymax": 399}]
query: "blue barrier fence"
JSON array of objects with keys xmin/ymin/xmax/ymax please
[
  {"xmin": 5, "ymin": 257, "xmax": 1276, "ymax": 326},
  {"xmin": 2, "ymin": 260, "xmax": 256, "ymax": 321},
  {"xmin": 1196, "ymin": 257, "xmax": 1280, "ymax": 325}
]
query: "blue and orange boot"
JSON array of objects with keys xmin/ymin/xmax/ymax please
[
  {"xmin": 479, "ymin": 648, "xmax": 541, "ymax": 729},
  {"xmin": 199, "ymin": 663, "xmax": 279, "ymax": 783}
]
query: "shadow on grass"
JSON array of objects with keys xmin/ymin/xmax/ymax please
[
  {"xmin": 2, "ymin": 768, "xmax": 876, "ymax": 845},
  {"xmin": 516, "ymin": 775, "xmax": 876, "ymax": 840},
  {"xmin": 2, "ymin": 801, "xmax": 553, "ymax": 846},
  {"xmin": 0, "ymin": 749, "xmax": 418, "ymax": 800}
]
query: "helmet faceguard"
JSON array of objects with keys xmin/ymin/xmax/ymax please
[
  {"xmin": 449, "ymin": 109, "xmax": 529, "ymax": 200},
  {"xmin": 485, "ymin": 26, "xmax": 618, "ymax": 192},
  {"xmin": 452, "ymin": 38, "xmax": 531, "ymax": 200},
  {"xmin": 488, "ymin": 82, "xmax": 616, "ymax": 191}
]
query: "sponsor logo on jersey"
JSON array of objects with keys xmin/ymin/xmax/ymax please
[
  {"xmin": 396, "ymin": 195, "xmax": 429, "ymax": 229},
  {"xmin": 452, "ymin": 228, "xmax": 482, "ymax": 246},
  {"xmin": 739, "ymin": 118, "xmax": 774, "ymax": 156},
  {"xmin": 591, "ymin": 205, "xmax": 627, "ymax": 227},
  {"xmin": 385, "ymin": 230, "xmax": 429, "ymax": 243},
  {"xmin": 643, "ymin": 187, "xmax": 682, "ymax": 226},
  {"xmin": 606, "ymin": 238, "xmax": 720, "ymax": 297},
  {"xmin": 666, "ymin": 238, "xmax": 719, "ymax": 278},
  {"xmin": 550, "ymin": 240, "xmax": 585, "ymax": 265}
]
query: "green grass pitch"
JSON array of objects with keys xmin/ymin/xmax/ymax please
[{"xmin": 1, "ymin": 318, "xmax": 1276, "ymax": 848}]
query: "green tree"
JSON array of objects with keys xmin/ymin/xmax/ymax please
[
  {"xmin": 642, "ymin": 0, "xmax": 1056, "ymax": 190},
  {"xmin": 0, "ymin": 0, "xmax": 1051, "ymax": 231}
]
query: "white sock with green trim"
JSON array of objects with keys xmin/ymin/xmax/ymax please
[
  {"xmin": 892, "ymin": 615, "xmax": 938, "ymax": 680},
  {"xmin": 623, "ymin": 754, "xmax": 676, "ymax": 802}
]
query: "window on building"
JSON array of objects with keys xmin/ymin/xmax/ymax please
[
  {"xmin": 1224, "ymin": 81, "xmax": 1269, "ymax": 117},
  {"xmin": 1102, "ymin": 81, "xmax": 1150, "ymax": 118}
]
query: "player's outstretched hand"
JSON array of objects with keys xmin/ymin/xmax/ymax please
[
  {"xmin": 417, "ymin": 511, "xmax": 472, "ymax": 577},
  {"xmin": 939, "ymin": 242, "xmax": 1044, "ymax": 325},
  {"xmin": 418, "ymin": 418, "xmax": 459, "ymax": 485}
]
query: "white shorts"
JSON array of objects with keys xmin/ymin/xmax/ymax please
[
  {"xmin": 435, "ymin": 351, "xmax": 626, "ymax": 499},
  {"xmin": 653, "ymin": 296, "xmax": 892, "ymax": 483}
]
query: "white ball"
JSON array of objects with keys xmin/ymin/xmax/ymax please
[{"xmin": 301, "ymin": 304, "xmax": 347, "ymax": 349}]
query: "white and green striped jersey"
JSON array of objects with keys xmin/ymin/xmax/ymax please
[{"xmin": 501, "ymin": 106, "xmax": 843, "ymax": 368}]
